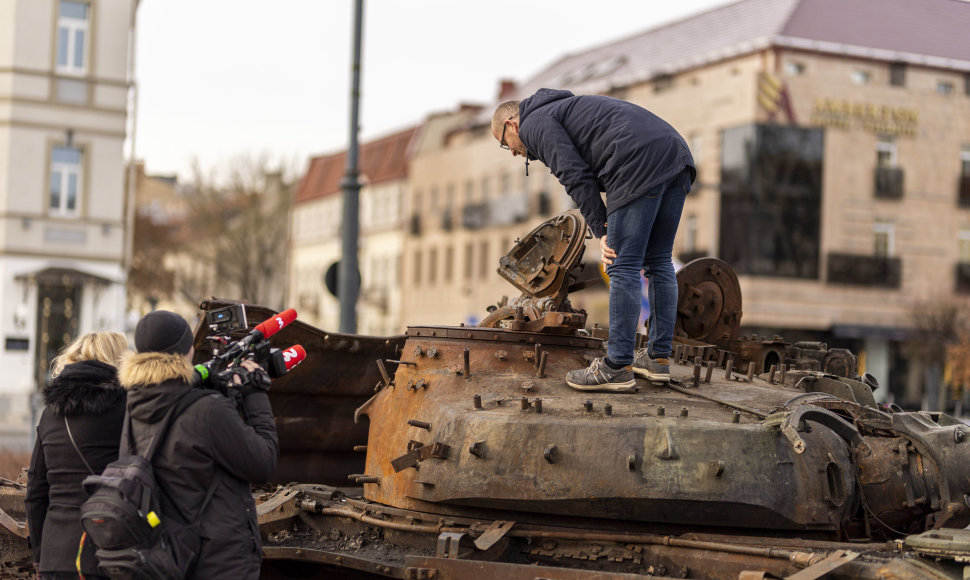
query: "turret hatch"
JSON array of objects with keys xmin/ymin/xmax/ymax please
[{"xmin": 496, "ymin": 209, "xmax": 587, "ymax": 300}]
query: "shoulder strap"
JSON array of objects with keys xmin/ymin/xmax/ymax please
[{"xmin": 63, "ymin": 416, "xmax": 96, "ymax": 475}]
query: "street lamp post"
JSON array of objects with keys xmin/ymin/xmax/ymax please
[{"xmin": 339, "ymin": 0, "xmax": 364, "ymax": 333}]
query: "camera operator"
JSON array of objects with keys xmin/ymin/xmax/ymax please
[{"xmin": 120, "ymin": 310, "xmax": 278, "ymax": 579}]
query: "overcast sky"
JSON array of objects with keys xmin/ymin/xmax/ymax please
[{"xmin": 134, "ymin": 0, "xmax": 727, "ymax": 179}]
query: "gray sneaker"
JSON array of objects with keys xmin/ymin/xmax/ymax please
[
  {"xmin": 633, "ymin": 349, "xmax": 670, "ymax": 382},
  {"xmin": 565, "ymin": 358, "xmax": 636, "ymax": 392}
]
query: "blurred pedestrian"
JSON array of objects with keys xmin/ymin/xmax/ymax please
[
  {"xmin": 25, "ymin": 332, "xmax": 129, "ymax": 580},
  {"xmin": 492, "ymin": 88, "xmax": 694, "ymax": 391}
]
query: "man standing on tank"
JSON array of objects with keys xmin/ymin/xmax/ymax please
[{"xmin": 492, "ymin": 88, "xmax": 694, "ymax": 391}]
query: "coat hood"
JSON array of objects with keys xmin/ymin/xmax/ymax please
[
  {"xmin": 119, "ymin": 351, "xmax": 195, "ymax": 389},
  {"xmin": 120, "ymin": 351, "xmax": 198, "ymax": 424},
  {"xmin": 43, "ymin": 360, "xmax": 125, "ymax": 417},
  {"xmin": 519, "ymin": 88, "xmax": 575, "ymax": 123}
]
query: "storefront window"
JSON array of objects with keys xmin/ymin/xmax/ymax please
[{"xmin": 719, "ymin": 124, "xmax": 823, "ymax": 278}]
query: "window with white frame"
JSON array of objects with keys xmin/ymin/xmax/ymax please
[
  {"xmin": 873, "ymin": 220, "xmax": 894, "ymax": 257},
  {"xmin": 445, "ymin": 184, "xmax": 455, "ymax": 210},
  {"xmin": 56, "ymin": 1, "xmax": 90, "ymax": 75},
  {"xmin": 961, "ymin": 145, "xmax": 970, "ymax": 176},
  {"xmin": 49, "ymin": 145, "xmax": 82, "ymax": 216},
  {"xmin": 955, "ymin": 229, "xmax": 970, "ymax": 265},
  {"xmin": 444, "ymin": 246, "xmax": 454, "ymax": 283},
  {"xmin": 685, "ymin": 215, "xmax": 698, "ymax": 253},
  {"xmin": 876, "ymin": 137, "xmax": 897, "ymax": 168},
  {"xmin": 851, "ymin": 70, "xmax": 871, "ymax": 85},
  {"xmin": 784, "ymin": 61, "xmax": 805, "ymax": 76}
]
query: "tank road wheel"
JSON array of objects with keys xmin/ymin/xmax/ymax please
[{"xmin": 674, "ymin": 258, "xmax": 742, "ymax": 343}]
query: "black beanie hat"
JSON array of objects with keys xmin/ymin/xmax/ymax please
[{"xmin": 134, "ymin": 310, "xmax": 194, "ymax": 355}]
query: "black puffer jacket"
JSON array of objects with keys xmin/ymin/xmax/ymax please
[
  {"xmin": 25, "ymin": 360, "xmax": 126, "ymax": 575},
  {"xmin": 120, "ymin": 352, "xmax": 278, "ymax": 580},
  {"xmin": 518, "ymin": 88, "xmax": 695, "ymax": 238}
]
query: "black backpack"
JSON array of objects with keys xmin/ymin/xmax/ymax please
[{"xmin": 80, "ymin": 389, "xmax": 216, "ymax": 579}]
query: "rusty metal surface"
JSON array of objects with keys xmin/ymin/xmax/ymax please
[
  {"xmin": 785, "ymin": 550, "xmax": 860, "ymax": 580},
  {"xmin": 403, "ymin": 556, "xmax": 671, "ymax": 579},
  {"xmin": 357, "ymin": 337, "xmax": 869, "ymax": 531},
  {"xmin": 194, "ymin": 298, "xmax": 406, "ymax": 485},
  {"xmin": 351, "ymin": 309, "xmax": 967, "ymax": 541},
  {"xmin": 259, "ymin": 483, "xmax": 963, "ymax": 579},
  {"xmin": 674, "ymin": 257, "xmax": 742, "ymax": 344},
  {"xmin": 671, "ymin": 260, "xmax": 860, "ymax": 379},
  {"xmin": 496, "ymin": 209, "xmax": 586, "ymax": 302},
  {"xmin": 262, "ymin": 546, "xmax": 402, "ymax": 578}
]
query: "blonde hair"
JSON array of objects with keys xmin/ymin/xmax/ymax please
[
  {"xmin": 50, "ymin": 332, "xmax": 129, "ymax": 378},
  {"xmin": 491, "ymin": 100, "xmax": 520, "ymax": 138}
]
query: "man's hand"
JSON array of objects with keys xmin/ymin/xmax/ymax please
[
  {"xmin": 230, "ymin": 359, "xmax": 271, "ymax": 395},
  {"xmin": 599, "ymin": 236, "xmax": 616, "ymax": 267}
]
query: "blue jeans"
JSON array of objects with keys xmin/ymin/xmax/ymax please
[{"xmin": 605, "ymin": 168, "xmax": 691, "ymax": 365}]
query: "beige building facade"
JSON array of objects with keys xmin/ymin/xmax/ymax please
[
  {"xmin": 0, "ymin": 0, "xmax": 136, "ymax": 447},
  {"xmin": 289, "ymin": 127, "xmax": 417, "ymax": 336}
]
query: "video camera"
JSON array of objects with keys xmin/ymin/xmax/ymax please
[{"xmin": 194, "ymin": 304, "xmax": 306, "ymax": 411}]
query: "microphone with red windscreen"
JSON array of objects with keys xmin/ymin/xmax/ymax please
[
  {"xmin": 254, "ymin": 308, "xmax": 298, "ymax": 340},
  {"xmin": 280, "ymin": 345, "xmax": 306, "ymax": 372}
]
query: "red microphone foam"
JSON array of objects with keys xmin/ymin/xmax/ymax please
[
  {"xmin": 280, "ymin": 345, "xmax": 306, "ymax": 371},
  {"xmin": 254, "ymin": 308, "xmax": 297, "ymax": 339}
]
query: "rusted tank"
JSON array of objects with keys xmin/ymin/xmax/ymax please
[
  {"xmin": 248, "ymin": 210, "xmax": 970, "ymax": 579},
  {"xmin": 4, "ymin": 210, "xmax": 970, "ymax": 579}
]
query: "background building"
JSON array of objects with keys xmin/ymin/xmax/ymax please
[
  {"xmin": 289, "ymin": 127, "xmax": 416, "ymax": 336},
  {"xmin": 0, "ymin": 0, "xmax": 137, "ymax": 448}
]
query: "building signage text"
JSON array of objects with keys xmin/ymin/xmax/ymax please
[{"xmin": 811, "ymin": 99, "xmax": 918, "ymax": 137}]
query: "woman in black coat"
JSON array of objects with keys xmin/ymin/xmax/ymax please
[{"xmin": 25, "ymin": 332, "xmax": 128, "ymax": 580}]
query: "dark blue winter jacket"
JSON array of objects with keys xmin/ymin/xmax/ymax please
[{"xmin": 517, "ymin": 88, "xmax": 695, "ymax": 238}]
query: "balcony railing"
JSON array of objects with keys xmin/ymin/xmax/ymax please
[
  {"xmin": 958, "ymin": 175, "xmax": 970, "ymax": 208},
  {"xmin": 537, "ymin": 192, "xmax": 552, "ymax": 217},
  {"xmin": 462, "ymin": 203, "xmax": 489, "ymax": 230},
  {"xmin": 874, "ymin": 167, "xmax": 904, "ymax": 199},
  {"xmin": 827, "ymin": 253, "xmax": 901, "ymax": 288},
  {"xmin": 957, "ymin": 263, "xmax": 970, "ymax": 294}
]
